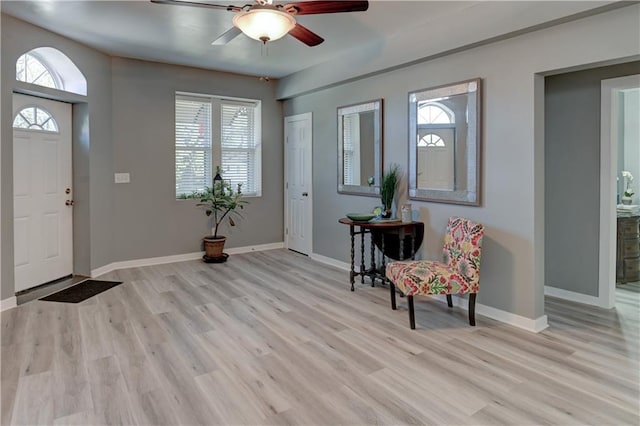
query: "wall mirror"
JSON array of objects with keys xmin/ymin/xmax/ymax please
[
  {"xmin": 338, "ymin": 99, "xmax": 383, "ymax": 197},
  {"xmin": 409, "ymin": 78, "xmax": 481, "ymax": 205}
]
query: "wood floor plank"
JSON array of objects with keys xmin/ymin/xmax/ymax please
[
  {"xmin": 86, "ymin": 356, "xmax": 136, "ymax": 425},
  {"xmin": 144, "ymin": 341, "xmax": 219, "ymax": 425},
  {"xmin": 2, "ymin": 250, "xmax": 638, "ymax": 425},
  {"xmin": 10, "ymin": 371, "xmax": 55, "ymax": 425}
]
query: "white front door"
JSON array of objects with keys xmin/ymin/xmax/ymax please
[
  {"xmin": 284, "ymin": 113, "xmax": 312, "ymax": 255},
  {"xmin": 13, "ymin": 94, "xmax": 73, "ymax": 292}
]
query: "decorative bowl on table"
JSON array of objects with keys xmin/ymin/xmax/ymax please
[{"xmin": 346, "ymin": 213, "xmax": 376, "ymax": 222}]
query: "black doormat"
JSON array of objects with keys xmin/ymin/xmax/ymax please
[{"xmin": 40, "ymin": 279, "xmax": 122, "ymax": 303}]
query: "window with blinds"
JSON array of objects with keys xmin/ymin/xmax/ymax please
[
  {"xmin": 175, "ymin": 96, "xmax": 212, "ymax": 196},
  {"xmin": 221, "ymin": 102, "xmax": 261, "ymax": 196},
  {"xmin": 175, "ymin": 93, "xmax": 261, "ymax": 198}
]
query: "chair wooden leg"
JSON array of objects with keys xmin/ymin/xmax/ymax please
[
  {"xmin": 446, "ymin": 294, "xmax": 453, "ymax": 308},
  {"xmin": 408, "ymin": 295, "xmax": 415, "ymax": 329},
  {"xmin": 469, "ymin": 293, "xmax": 477, "ymax": 326},
  {"xmin": 390, "ymin": 282, "xmax": 397, "ymax": 310}
]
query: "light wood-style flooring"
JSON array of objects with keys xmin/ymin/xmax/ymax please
[{"xmin": 2, "ymin": 249, "xmax": 639, "ymax": 425}]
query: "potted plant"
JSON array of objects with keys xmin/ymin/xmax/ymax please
[
  {"xmin": 380, "ymin": 164, "xmax": 400, "ymax": 218},
  {"xmin": 190, "ymin": 168, "xmax": 248, "ymax": 262},
  {"xmin": 622, "ymin": 170, "xmax": 634, "ymax": 205}
]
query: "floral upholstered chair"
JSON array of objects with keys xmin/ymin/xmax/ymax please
[{"xmin": 385, "ymin": 217, "xmax": 484, "ymax": 329}]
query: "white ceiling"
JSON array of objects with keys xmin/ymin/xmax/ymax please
[{"xmin": 1, "ymin": 1, "xmax": 619, "ymax": 80}]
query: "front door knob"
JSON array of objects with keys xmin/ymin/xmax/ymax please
[
  {"xmin": 65, "ymin": 200, "xmax": 74, "ymax": 206},
  {"xmin": 302, "ymin": 192, "xmax": 308, "ymax": 197}
]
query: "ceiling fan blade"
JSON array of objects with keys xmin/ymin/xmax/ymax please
[
  {"xmin": 285, "ymin": 1, "xmax": 368, "ymax": 15},
  {"xmin": 288, "ymin": 23, "xmax": 324, "ymax": 47},
  {"xmin": 212, "ymin": 26, "xmax": 243, "ymax": 45},
  {"xmin": 150, "ymin": 0, "xmax": 242, "ymax": 12}
]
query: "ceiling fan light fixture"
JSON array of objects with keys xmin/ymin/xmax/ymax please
[{"xmin": 233, "ymin": 8, "xmax": 296, "ymax": 43}]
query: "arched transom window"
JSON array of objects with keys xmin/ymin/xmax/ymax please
[
  {"xmin": 417, "ymin": 102, "xmax": 454, "ymax": 125},
  {"xmin": 16, "ymin": 53, "xmax": 61, "ymax": 89},
  {"xmin": 13, "ymin": 106, "xmax": 59, "ymax": 132}
]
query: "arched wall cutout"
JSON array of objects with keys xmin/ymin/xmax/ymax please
[{"xmin": 16, "ymin": 47, "xmax": 87, "ymax": 96}]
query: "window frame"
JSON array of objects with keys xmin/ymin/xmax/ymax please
[
  {"xmin": 16, "ymin": 52, "xmax": 64, "ymax": 90},
  {"xmin": 175, "ymin": 91, "xmax": 262, "ymax": 199},
  {"xmin": 12, "ymin": 105, "xmax": 60, "ymax": 133}
]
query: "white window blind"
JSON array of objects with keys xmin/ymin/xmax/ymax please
[
  {"xmin": 221, "ymin": 101, "xmax": 260, "ymax": 195},
  {"xmin": 175, "ymin": 95, "xmax": 212, "ymax": 196},
  {"xmin": 175, "ymin": 93, "xmax": 261, "ymax": 198},
  {"xmin": 342, "ymin": 113, "xmax": 360, "ymax": 185}
]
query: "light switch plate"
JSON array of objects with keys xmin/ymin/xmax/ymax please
[{"xmin": 115, "ymin": 173, "xmax": 130, "ymax": 184}]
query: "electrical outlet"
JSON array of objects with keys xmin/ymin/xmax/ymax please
[{"xmin": 114, "ymin": 173, "xmax": 130, "ymax": 184}]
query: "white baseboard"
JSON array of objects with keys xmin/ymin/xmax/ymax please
[
  {"xmin": 310, "ymin": 252, "xmax": 548, "ymax": 333},
  {"xmin": 478, "ymin": 303, "xmax": 549, "ymax": 333},
  {"xmin": 91, "ymin": 242, "xmax": 285, "ymax": 278},
  {"xmin": 226, "ymin": 242, "xmax": 284, "ymax": 255},
  {"xmin": 309, "ymin": 252, "xmax": 351, "ymax": 271},
  {"xmin": 427, "ymin": 294, "xmax": 548, "ymax": 333},
  {"xmin": 1, "ymin": 296, "xmax": 17, "ymax": 312},
  {"xmin": 544, "ymin": 285, "xmax": 600, "ymax": 307}
]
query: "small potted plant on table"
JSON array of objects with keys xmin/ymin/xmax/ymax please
[
  {"xmin": 380, "ymin": 164, "xmax": 400, "ymax": 218},
  {"xmin": 193, "ymin": 167, "xmax": 248, "ymax": 262}
]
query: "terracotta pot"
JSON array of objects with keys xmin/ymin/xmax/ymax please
[{"xmin": 203, "ymin": 236, "xmax": 226, "ymax": 259}]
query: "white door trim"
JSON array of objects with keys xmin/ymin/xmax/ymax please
[
  {"xmin": 599, "ymin": 74, "xmax": 640, "ymax": 309},
  {"xmin": 284, "ymin": 112, "xmax": 313, "ymax": 254}
]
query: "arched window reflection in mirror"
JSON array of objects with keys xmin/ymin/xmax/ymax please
[
  {"xmin": 418, "ymin": 103, "xmax": 454, "ymax": 125},
  {"xmin": 409, "ymin": 79, "xmax": 482, "ymax": 205},
  {"xmin": 418, "ymin": 134, "xmax": 446, "ymax": 147}
]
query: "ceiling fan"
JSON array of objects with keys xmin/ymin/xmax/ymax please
[{"xmin": 151, "ymin": 0, "xmax": 369, "ymax": 46}]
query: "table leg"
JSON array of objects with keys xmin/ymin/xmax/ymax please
[
  {"xmin": 370, "ymin": 232, "xmax": 376, "ymax": 287},
  {"xmin": 349, "ymin": 225, "xmax": 355, "ymax": 291},
  {"xmin": 381, "ymin": 233, "xmax": 386, "ymax": 279},
  {"xmin": 410, "ymin": 233, "xmax": 415, "ymax": 260},
  {"xmin": 360, "ymin": 230, "xmax": 365, "ymax": 284}
]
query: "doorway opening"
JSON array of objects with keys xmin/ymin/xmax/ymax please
[
  {"xmin": 543, "ymin": 63, "xmax": 640, "ymax": 313},
  {"xmin": 600, "ymin": 74, "xmax": 640, "ymax": 307}
]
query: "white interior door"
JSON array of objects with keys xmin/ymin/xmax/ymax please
[
  {"xmin": 13, "ymin": 93, "xmax": 73, "ymax": 292},
  {"xmin": 284, "ymin": 113, "xmax": 312, "ymax": 255}
]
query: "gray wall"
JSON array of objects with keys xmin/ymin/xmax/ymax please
[
  {"xmin": 1, "ymin": 14, "xmax": 283, "ymax": 300},
  {"xmin": 283, "ymin": 5, "xmax": 640, "ymax": 321},
  {"xmin": 545, "ymin": 62, "xmax": 640, "ymax": 297},
  {"xmin": 1, "ymin": 14, "xmax": 114, "ymax": 300},
  {"xmin": 110, "ymin": 57, "xmax": 283, "ymax": 261}
]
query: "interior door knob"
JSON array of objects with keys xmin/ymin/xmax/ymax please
[
  {"xmin": 65, "ymin": 200, "xmax": 74, "ymax": 206},
  {"xmin": 302, "ymin": 192, "xmax": 308, "ymax": 197}
]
